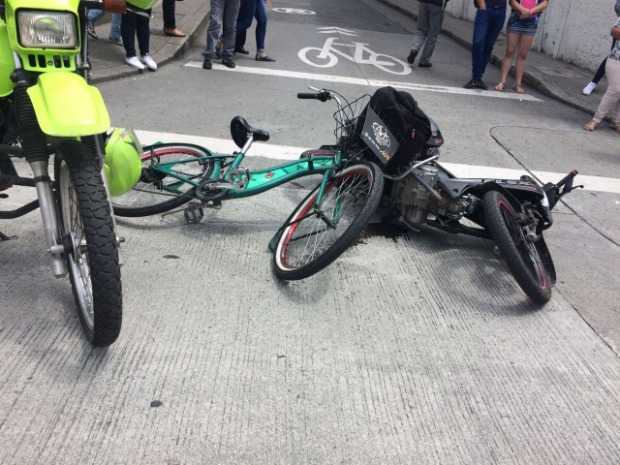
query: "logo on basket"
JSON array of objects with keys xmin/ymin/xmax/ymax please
[{"xmin": 372, "ymin": 122, "xmax": 391, "ymax": 149}]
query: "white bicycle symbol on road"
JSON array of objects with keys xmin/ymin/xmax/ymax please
[{"xmin": 298, "ymin": 37, "xmax": 412, "ymax": 76}]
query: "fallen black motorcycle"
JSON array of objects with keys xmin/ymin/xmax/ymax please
[{"xmin": 316, "ymin": 86, "xmax": 582, "ymax": 304}]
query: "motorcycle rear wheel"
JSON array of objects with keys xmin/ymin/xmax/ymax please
[
  {"xmin": 483, "ymin": 190, "xmax": 552, "ymax": 305},
  {"xmin": 55, "ymin": 141, "xmax": 122, "ymax": 347}
]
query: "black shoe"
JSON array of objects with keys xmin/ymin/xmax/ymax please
[
  {"xmin": 477, "ymin": 80, "xmax": 488, "ymax": 90},
  {"xmin": 256, "ymin": 54, "xmax": 276, "ymax": 62},
  {"xmin": 222, "ymin": 58, "xmax": 236, "ymax": 68},
  {"xmin": 407, "ymin": 49, "xmax": 418, "ymax": 64},
  {"xmin": 235, "ymin": 47, "xmax": 250, "ymax": 55},
  {"xmin": 202, "ymin": 58, "xmax": 212, "ymax": 70},
  {"xmin": 418, "ymin": 61, "xmax": 432, "ymax": 68},
  {"xmin": 464, "ymin": 79, "xmax": 478, "ymax": 89}
]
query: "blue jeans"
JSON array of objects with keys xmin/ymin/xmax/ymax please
[
  {"xmin": 471, "ymin": 8, "xmax": 506, "ymax": 81},
  {"xmin": 235, "ymin": 0, "xmax": 267, "ymax": 51},
  {"xmin": 204, "ymin": 0, "xmax": 241, "ymax": 59},
  {"xmin": 87, "ymin": 9, "xmax": 122, "ymax": 40}
]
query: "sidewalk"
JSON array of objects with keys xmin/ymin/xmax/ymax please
[
  {"xmin": 378, "ymin": 0, "xmax": 604, "ymax": 115},
  {"xmin": 89, "ymin": 0, "xmax": 209, "ymax": 83}
]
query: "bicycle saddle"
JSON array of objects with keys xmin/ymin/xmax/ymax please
[{"xmin": 230, "ymin": 116, "xmax": 270, "ymax": 149}]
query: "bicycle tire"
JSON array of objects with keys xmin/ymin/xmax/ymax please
[
  {"xmin": 112, "ymin": 144, "xmax": 213, "ymax": 218},
  {"xmin": 55, "ymin": 141, "xmax": 122, "ymax": 347},
  {"xmin": 483, "ymin": 190, "xmax": 552, "ymax": 305},
  {"xmin": 273, "ymin": 162, "xmax": 384, "ymax": 280}
]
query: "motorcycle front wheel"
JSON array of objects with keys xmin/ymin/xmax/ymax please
[
  {"xmin": 483, "ymin": 190, "xmax": 552, "ymax": 305},
  {"xmin": 55, "ymin": 141, "xmax": 122, "ymax": 347}
]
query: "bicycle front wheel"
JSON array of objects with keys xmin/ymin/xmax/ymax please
[
  {"xmin": 273, "ymin": 162, "xmax": 384, "ymax": 280},
  {"xmin": 112, "ymin": 144, "xmax": 213, "ymax": 217}
]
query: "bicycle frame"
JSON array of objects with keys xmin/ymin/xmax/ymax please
[{"xmin": 146, "ymin": 143, "xmax": 342, "ymax": 202}]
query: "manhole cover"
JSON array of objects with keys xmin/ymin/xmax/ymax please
[{"xmin": 272, "ymin": 7, "xmax": 317, "ymax": 15}]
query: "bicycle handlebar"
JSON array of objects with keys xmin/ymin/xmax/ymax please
[{"xmin": 297, "ymin": 92, "xmax": 332, "ymax": 102}]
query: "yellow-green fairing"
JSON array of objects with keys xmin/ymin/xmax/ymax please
[
  {"xmin": 27, "ymin": 73, "xmax": 110, "ymax": 137},
  {"xmin": 0, "ymin": 20, "xmax": 15, "ymax": 97}
]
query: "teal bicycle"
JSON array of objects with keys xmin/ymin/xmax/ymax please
[{"xmin": 112, "ymin": 89, "xmax": 384, "ymax": 280}]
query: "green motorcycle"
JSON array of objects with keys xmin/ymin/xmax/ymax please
[{"xmin": 0, "ymin": 0, "xmax": 134, "ymax": 346}]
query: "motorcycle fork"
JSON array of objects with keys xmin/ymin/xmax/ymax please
[{"xmin": 13, "ymin": 80, "xmax": 67, "ymax": 277}]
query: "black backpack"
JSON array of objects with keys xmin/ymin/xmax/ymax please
[{"xmin": 355, "ymin": 87, "xmax": 432, "ymax": 174}]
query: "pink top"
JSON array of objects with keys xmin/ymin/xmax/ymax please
[{"xmin": 520, "ymin": 0, "xmax": 537, "ymax": 9}]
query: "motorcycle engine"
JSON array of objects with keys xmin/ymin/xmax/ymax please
[{"xmin": 391, "ymin": 164, "xmax": 439, "ymax": 226}]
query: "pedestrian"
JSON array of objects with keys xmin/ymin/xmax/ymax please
[
  {"xmin": 494, "ymin": 0, "xmax": 549, "ymax": 93},
  {"xmin": 86, "ymin": 9, "xmax": 122, "ymax": 45},
  {"xmin": 203, "ymin": 0, "xmax": 242, "ymax": 69},
  {"xmin": 407, "ymin": 0, "xmax": 449, "ymax": 68},
  {"xmin": 582, "ymin": 0, "xmax": 620, "ymax": 95},
  {"xmin": 464, "ymin": 0, "xmax": 508, "ymax": 90},
  {"xmin": 122, "ymin": 0, "xmax": 158, "ymax": 71},
  {"xmin": 235, "ymin": 0, "xmax": 276, "ymax": 62},
  {"xmin": 584, "ymin": 16, "xmax": 620, "ymax": 132},
  {"xmin": 163, "ymin": 0, "xmax": 186, "ymax": 37}
]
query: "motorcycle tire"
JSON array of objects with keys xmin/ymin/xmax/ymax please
[
  {"xmin": 483, "ymin": 190, "xmax": 552, "ymax": 305},
  {"xmin": 55, "ymin": 141, "xmax": 122, "ymax": 347}
]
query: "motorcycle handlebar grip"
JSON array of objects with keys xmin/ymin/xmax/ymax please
[
  {"xmin": 103, "ymin": 0, "xmax": 127, "ymax": 13},
  {"xmin": 297, "ymin": 93, "xmax": 319, "ymax": 99}
]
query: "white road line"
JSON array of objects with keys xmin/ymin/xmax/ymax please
[
  {"xmin": 135, "ymin": 130, "xmax": 620, "ymax": 194},
  {"xmin": 184, "ymin": 62, "xmax": 543, "ymax": 102}
]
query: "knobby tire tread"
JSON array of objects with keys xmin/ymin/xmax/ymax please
[{"xmin": 59, "ymin": 142, "xmax": 122, "ymax": 346}]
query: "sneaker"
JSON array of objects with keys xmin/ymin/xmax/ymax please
[
  {"xmin": 477, "ymin": 80, "xmax": 488, "ymax": 90},
  {"xmin": 140, "ymin": 54, "xmax": 158, "ymax": 71},
  {"xmin": 202, "ymin": 58, "xmax": 212, "ymax": 70},
  {"xmin": 418, "ymin": 61, "xmax": 432, "ymax": 68},
  {"xmin": 222, "ymin": 58, "xmax": 236, "ymax": 69},
  {"xmin": 126, "ymin": 56, "xmax": 145, "ymax": 71},
  {"xmin": 255, "ymin": 53, "xmax": 276, "ymax": 62},
  {"xmin": 407, "ymin": 49, "xmax": 418, "ymax": 64},
  {"xmin": 582, "ymin": 81, "xmax": 597, "ymax": 96},
  {"xmin": 86, "ymin": 22, "xmax": 98, "ymax": 40},
  {"xmin": 464, "ymin": 79, "xmax": 478, "ymax": 89}
]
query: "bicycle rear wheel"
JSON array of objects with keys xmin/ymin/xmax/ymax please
[
  {"xmin": 112, "ymin": 144, "xmax": 213, "ymax": 217},
  {"xmin": 273, "ymin": 162, "xmax": 383, "ymax": 280}
]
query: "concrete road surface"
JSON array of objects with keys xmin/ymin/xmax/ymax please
[{"xmin": 1, "ymin": 0, "xmax": 619, "ymax": 464}]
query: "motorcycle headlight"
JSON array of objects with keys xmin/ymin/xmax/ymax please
[{"xmin": 17, "ymin": 11, "xmax": 77, "ymax": 49}]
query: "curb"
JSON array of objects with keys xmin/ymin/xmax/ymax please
[
  {"xmin": 91, "ymin": 6, "xmax": 209, "ymax": 84},
  {"xmin": 376, "ymin": 0, "xmax": 595, "ymax": 115}
]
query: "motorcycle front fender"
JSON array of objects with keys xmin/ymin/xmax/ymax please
[{"xmin": 26, "ymin": 73, "xmax": 110, "ymax": 137}]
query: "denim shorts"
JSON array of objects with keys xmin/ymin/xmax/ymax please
[{"xmin": 507, "ymin": 12, "xmax": 539, "ymax": 36}]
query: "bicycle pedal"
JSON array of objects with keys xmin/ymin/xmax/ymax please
[
  {"xmin": 184, "ymin": 205, "xmax": 205, "ymax": 224},
  {"xmin": 206, "ymin": 199, "xmax": 222, "ymax": 209}
]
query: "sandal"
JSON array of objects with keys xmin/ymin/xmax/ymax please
[
  {"xmin": 494, "ymin": 82, "xmax": 506, "ymax": 91},
  {"xmin": 514, "ymin": 85, "xmax": 526, "ymax": 94},
  {"xmin": 583, "ymin": 119, "xmax": 599, "ymax": 131}
]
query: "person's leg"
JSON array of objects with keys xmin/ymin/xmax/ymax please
[
  {"xmin": 470, "ymin": 9, "xmax": 490, "ymax": 82},
  {"xmin": 136, "ymin": 11, "xmax": 151, "ymax": 56},
  {"xmin": 591, "ymin": 60, "xmax": 620, "ymax": 124},
  {"xmin": 87, "ymin": 9, "xmax": 104, "ymax": 24},
  {"xmin": 593, "ymin": 58, "xmax": 607, "ymax": 84},
  {"xmin": 410, "ymin": 2, "xmax": 430, "ymax": 62},
  {"xmin": 496, "ymin": 32, "xmax": 518, "ymax": 90},
  {"xmin": 221, "ymin": 0, "xmax": 242, "ymax": 61},
  {"xmin": 163, "ymin": 0, "xmax": 175, "ymax": 29},
  {"xmin": 480, "ymin": 8, "xmax": 506, "ymax": 80},
  {"xmin": 255, "ymin": 0, "xmax": 267, "ymax": 51},
  {"xmin": 109, "ymin": 13, "xmax": 122, "ymax": 41},
  {"xmin": 204, "ymin": 0, "xmax": 225, "ymax": 59},
  {"xmin": 235, "ymin": 0, "xmax": 255, "ymax": 52},
  {"xmin": 121, "ymin": 12, "xmax": 137, "ymax": 58},
  {"xmin": 418, "ymin": 3, "xmax": 442, "ymax": 65},
  {"xmin": 514, "ymin": 34, "xmax": 535, "ymax": 92}
]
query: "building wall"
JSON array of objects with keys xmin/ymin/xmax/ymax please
[{"xmin": 443, "ymin": 0, "xmax": 618, "ymax": 71}]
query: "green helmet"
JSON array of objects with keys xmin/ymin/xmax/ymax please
[{"xmin": 103, "ymin": 128, "xmax": 142, "ymax": 197}]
